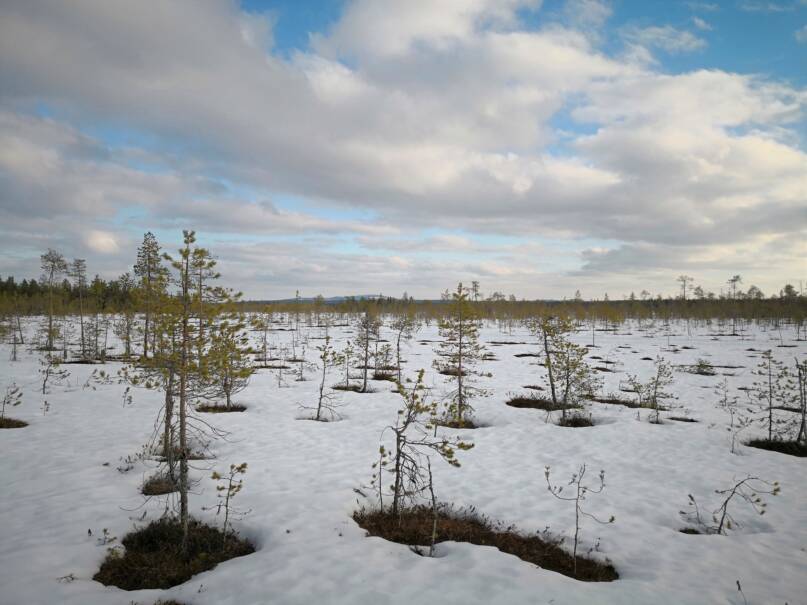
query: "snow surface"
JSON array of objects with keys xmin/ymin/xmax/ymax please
[{"xmin": 0, "ymin": 318, "xmax": 805, "ymax": 605}]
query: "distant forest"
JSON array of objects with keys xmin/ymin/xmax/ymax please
[{"xmin": 1, "ymin": 232, "xmax": 804, "ymax": 323}]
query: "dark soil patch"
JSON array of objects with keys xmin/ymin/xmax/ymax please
[
  {"xmin": 141, "ymin": 474, "xmax": 178, "ymax": 496},
  {"xmin": 667, "ymin": 416, "xmax": 698, "ymax": 423},
  {"xmin": 259, "ymin": 364, "xmax": 291, "ymax": 370},
  {"xmin": 0, "ymin": 417, "xmax": 28, "ymax": 428},
  {"xmin": 353, "ymin": 505, "xmax": 617, "ymax": 582},
  {"xmin": 556, "ymin": 413, "xmax": 594, "ymax": 428},
  {"xmin": 745, "ymin": 439, "xmax": 807, "ymax": 457},
  {"xmin": 514, "ymin": 352, "xmax": 542, "ymax": 358},
  {"xmin": 489, "ymin": 341, "xmax": 527, "ymax": 345},
  {"xmin": 93, "ymin": 518, "xmax": 255, "ymax": 590},
  {"xmin": 679, "ymin": 528, "xmax": 702, "ymax": 535},
  {"xmin": 594, "ymin": 366, "xmax": 615, "ymax": 373},
  {"xmin": 522, "ymin": 385, "xmax": 544, "ymax": 391},
  {"xmin": 195, "ymin": 404, "xmax": 247, "ymax": 413},
  {"xmin": 640, "ymin": 357, "xmax": 653, "ymax": 361}
]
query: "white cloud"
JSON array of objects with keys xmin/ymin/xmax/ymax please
[
  {"xmin": 692, "ymin": 17, "xmax": 713, "ymax": 31},
  {"xmin": 86, "ymin": 230, "xmax": 120, "ymax": 254},
  {"xmin": 622, "ymin": 25, "xmax": 707, "ymax": 55},
  {"xmin": 796, "ymin": 24, "xmax": 807, "ymax": 43},
  {"xmin": 0, "ymin": 0, "xmax": 805, "ymax": 297}
]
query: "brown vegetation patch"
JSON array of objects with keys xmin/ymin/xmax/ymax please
[
  {"xmin": 333, "ymin": 383, "xmax": 364, "ymax": 392},
  {"xmin": 667, "ymin": 416, "xmax": 698, "ymax": 423},
  {"xmin": 506, "ymin": 395, "xmax": 574, "ymax": 411},
  {"xmin": 372, "ymin": 371, "xmax": 397, "ymax": 382},
  {"xmin": 93, "ymin": 518, "xmax": 255, "ymax": 590},
  {"xmin": 438, "ymin": 367, "xmax": 467, "ymax": 377},
  {"xmin": 745, "ymin": 439, "xmax": 807, "ymax": 457},
  {"xmin": 195, "ymin": 404, "xmax": 247, "ymax": 413},
  {"xmin": 141, "ymin": 474, "xmax": 178, "ymax": 496},
  {"xmin": 556, "ymin": 413, "xmax": 595, "ymax": 428},
  {"xmin": 0, "ymin": 417, "xmax": 28, "ymax": 429},
  {"xmin": 436, "ymin": 417, "xmax": 484, "ymax": 429},
  {"xmin": 353, "ymin": 505, "xmax": 618, "ymax": 582}
]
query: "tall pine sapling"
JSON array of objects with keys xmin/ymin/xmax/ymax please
[
  {"xmin": 714, "ymin": 378, "xmax": 752, "ymax": 454},
  {"xmin": 390, "ymin": 312, "xmax": 420, "ymax": 383},
  {"xmin": 1, "ymin": 383, "xmax": 22, "ymax": 422},
  {"xmin": 371, "ymin": 370, "xmax": 473, "ymax": 517},
  {"xmin": 354, "ymin": 312, "xmax": 380, "ymax": 393},
  {"xmin": 749, "ymin": 350, "xmax": 796, "ymax": 441},
  {"xmin": 203, "ymin": 308, "xmax": 254, "ymax": 410},
  {"xmin": 210, "ymin": 463, "xmax": 249, "ymax": 547},
  {"xmin": 433, "ymin": 283, "xmax": 488, "ymax": 427}
]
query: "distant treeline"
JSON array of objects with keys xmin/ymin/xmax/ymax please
[
  {"xmin": 1, "ymin": 231, "xmax": 804, "ymax": 325},
  {"xmin": 240, "ymin": 294, "xmax": 807, "ymax": 325},
  {"xmin": 0, "ymin": 273, "xmax": 136, "ymax": 315}
]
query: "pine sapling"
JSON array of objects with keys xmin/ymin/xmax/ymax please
[
  {"xmin": 210, "ymin": 463, "xmax": 249, "ymax": 547},
  {"xmin": 371, "ymin": 370, "xmax": 473, "ymax": 517},
  {"xmin": 714, "ymin": 378, "xmax": 752, "ymax": 454},
  {"xmin": 545, "ymin": 463, "xmax": 614, "ymax": 578},
  {"xmin": 1, "ymin": 383, "xmax": 22, "ymax": 421},
  {"xmin": 681, "ymin": 476, "xmax": 780, "ymax": 534}
]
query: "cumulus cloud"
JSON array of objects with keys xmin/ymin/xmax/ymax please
[{"xmin": 0, "ymin": 0, "xmax": 805, "ymax": 298}]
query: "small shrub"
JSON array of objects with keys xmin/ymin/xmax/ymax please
[{"xmin": 556, "ymin": 413, "xmax": 594, "ymax": 428}]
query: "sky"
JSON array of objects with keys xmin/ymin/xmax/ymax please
[{"xmin": 0, "ymin": 0, "xmax": 805, "ymax": 300}]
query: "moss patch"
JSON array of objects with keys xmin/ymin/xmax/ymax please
[
  {"xmin": 93, "ymin": 518, "xmax": 254, "ymax": 590},
  {"xmin": 353, "ymin": 505, "xmax": 617, "ymax": 582}
]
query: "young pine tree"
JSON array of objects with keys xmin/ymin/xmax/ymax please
[
  {"xmin": 433, "ymin": 283, "xmax": 487, "ymax": 427},
  {"xmin": 134, "ymin": 232, "xmax": 166, "ymax": 359},
  {"xmin": 354, "ymin": 311, "xmax": 381, "ymax": 393},
  {"xmin": 372, "ymin": 370, "xmax": 473, "ymax": 517},
  {"xmin": 750, "ymin": 350, "xmax": 796, "ymax": 441},
  {"xmin": 40, "ymin": 249, "xmax": 68, "ymax": 351},
  {"xmin": 202, "ymin": 306, "xmax": 254, "ymax": 410}
]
